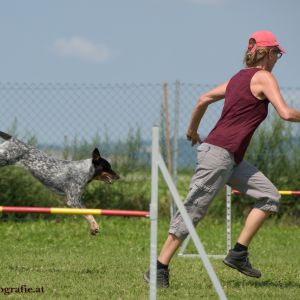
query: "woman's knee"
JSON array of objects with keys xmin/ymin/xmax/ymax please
[{"xmin": 254, "ymin": 192, "xmax": 281, "ymax": 213}]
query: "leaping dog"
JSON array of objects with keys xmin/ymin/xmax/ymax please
[{"xmin": 0, "ymin": 131, "xmax": 120, "ymax": 235}]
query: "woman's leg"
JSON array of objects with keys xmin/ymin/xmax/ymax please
[
  {"xmin": 237, "ymin": 208, "xmax": 270, "ymax": 246},
  {"xmin": 158, "ymin": 234, "xmax": 183, "ymax": 265},
  {"xmin": 228, "ymin": 160, "xmax": 280, "ymax": 245},
  {"xmin": 224, "ymin": 160, "xmax": 280, "ymax": 277}
]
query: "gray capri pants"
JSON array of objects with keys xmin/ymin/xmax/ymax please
[{"xmin": 169, "ymin": 143, "xmax": 281, "ymax": 240}]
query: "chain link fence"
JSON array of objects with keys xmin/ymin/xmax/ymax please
[
  {"xmin": 0, "ymin": 81, "xmax": 220, "ymax": 168},
  {"xmin": 0, "ymin": 81, "xmax": 300, "ymax": 215},
  {"xmin": 1, "ymin": 81, "xmax": 300, "ymax": 168}
]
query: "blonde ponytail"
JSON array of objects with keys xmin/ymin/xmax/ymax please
[{"xmin": 243, "ymin": 38, "xmax": 269, "ymax": 67}]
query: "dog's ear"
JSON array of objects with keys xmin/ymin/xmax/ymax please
[{"xmin": 92, "ymin": 148, "xmax": 101, "ymax": 162}]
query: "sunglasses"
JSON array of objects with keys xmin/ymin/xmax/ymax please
[{"xmin": 270, "ymin": 48, "xmax": 283, "ymax": 59}]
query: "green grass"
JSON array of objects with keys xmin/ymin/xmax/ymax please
[{"xmin": 1, "ymin": 217, "xmax": 300, "ymax": 299}]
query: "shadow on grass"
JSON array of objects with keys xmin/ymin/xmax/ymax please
[{"xmin": 225, "ymin": 278, "xmax": 300, "ymax": 289}]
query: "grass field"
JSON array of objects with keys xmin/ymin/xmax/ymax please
[{"xmin": 1, "ymin": 216, "xmax": 300, "ymax": 299}]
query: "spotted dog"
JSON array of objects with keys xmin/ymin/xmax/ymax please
[{"xmin": 0, "ymin": 131, "xmax": 120, "ymax": 235}]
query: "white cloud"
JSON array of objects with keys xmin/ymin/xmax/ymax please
[{"xmin": 53, "ymin": 36, "xmax": 112, "ymax": 63}]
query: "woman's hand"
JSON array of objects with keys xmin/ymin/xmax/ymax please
[{"xmin": 186, "ymin": 130, "xmax": 201, "ymax": 146}]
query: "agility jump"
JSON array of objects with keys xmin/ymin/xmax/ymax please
[
  {"xmin": 232, "ymin": 190, "xmax": 300, "ymax": 196},
  {"xmin": 0, "ymin": 206, "xmax": 149, "ymax": 218}
]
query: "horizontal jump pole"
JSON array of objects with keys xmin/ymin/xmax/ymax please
[
  {"xmin": 0, "ymin": 206, "xmax": 149, "ymax": 218},
  {"xmin": 232, "ymin": 190, "xmax": 300, "ymax": 196}
]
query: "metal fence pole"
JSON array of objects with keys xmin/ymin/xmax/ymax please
[
  {"xmin": 149, "ymin": 126, "xmax": 159, "ymax": 300},
  {"xmin": 226, "ymin": 185, "xmax": 232, "ymax": 253},
  {"xmin": 171, "ymin": 80, "xmax": 180, "ymax": 218}
]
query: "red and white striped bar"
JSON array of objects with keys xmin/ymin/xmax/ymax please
[
  {"xmin": 0, "ymin": 206, "xmax": 149, "ymax": 218},
  {"xmin": 232, "ymin": 190, "xmax": 300, "ymax": 196}
]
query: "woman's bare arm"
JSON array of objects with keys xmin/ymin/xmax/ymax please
[{"xmin": 256, "ymin": 70, "xmax": 300, "ymax": 122}]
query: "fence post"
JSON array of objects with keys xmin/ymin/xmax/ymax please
[
  {"xmin": 149, "ymin": 126, "xmax": 159, "ymax": 300},
  {"xmin": 163, "ymin": 81, "xmax": 172, "ymax": 175},
  {"xmin": 171, "ymin": 80, "xmax": 180, "ymax": 217}
]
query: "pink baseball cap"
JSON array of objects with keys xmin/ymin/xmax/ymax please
[{"xmin": 248, "ymin": 30, "xmax": 286, "ymax": 53}]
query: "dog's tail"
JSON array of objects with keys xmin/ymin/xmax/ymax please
[{"xmin": 0, "ymin": 131, "xmax": 12, "ymax": 140}]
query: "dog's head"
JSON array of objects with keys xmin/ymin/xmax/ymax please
[{"xmin": 91, "ymin": 148, "xmax": 120, "ymax": 184}]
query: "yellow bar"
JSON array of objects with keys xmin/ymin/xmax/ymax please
[
  {"xmin": 234, "ymin": 191, "xmax": 295, "ymax": 196},
  {"xmin": 0, "ymin": 206, "xmax": 3, "ymax": 212},
  {"xmin": 278, "ymin": 191, "xmax": 292, "ymax": 195},
  {"xmin": 50, "ymin": 208, "xmax": 102, "ymax": 215}
]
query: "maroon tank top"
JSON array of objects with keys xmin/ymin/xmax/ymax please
[{"xmin": 204, "ymin": 68, "xmax": 269, "ymax": 163}]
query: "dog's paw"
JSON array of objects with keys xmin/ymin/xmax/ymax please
[
  {"xmin": 90, "ymin": 224, "xmax": 100, "ymax": 236},
  {"xmin": 90, "ymin": 228, "xmax": 99, "ymax": 235}
]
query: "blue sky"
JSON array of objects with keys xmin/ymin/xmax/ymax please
[{"xmin": 0, "ymin": 0, "xmax": 299, "ymax": 87}]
